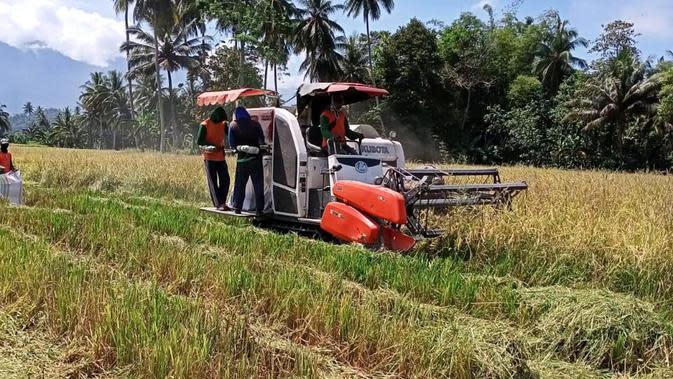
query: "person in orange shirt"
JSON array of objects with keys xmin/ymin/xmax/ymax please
[
  {"xmin": 197, "ymin": 107, "xmax": 230, "ymax": 210},
  {"xmin": 320, "ymin": 96, "xmax": 363, "ymax": 155},
  {"xmin": 0, "ymin": 139, "xmax": 15, "ymax": 174}
]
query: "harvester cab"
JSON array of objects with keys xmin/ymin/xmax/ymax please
[{"xmin": 198, "ymin": 83, "xmax": 528, "ymax": 252}]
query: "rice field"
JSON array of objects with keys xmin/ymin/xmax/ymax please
[{"xmin": 2, "ymin": 145, "xmax": 673, "ymax": 378}]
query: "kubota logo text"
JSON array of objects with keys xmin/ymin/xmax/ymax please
[{"xmin": 361, "ymin": 145, "xmax": 390, "ymax": 154}]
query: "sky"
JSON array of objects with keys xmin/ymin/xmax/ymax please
[{"xmin": 0, "ymin": 0, "xmax": 672, "ymax": 114}]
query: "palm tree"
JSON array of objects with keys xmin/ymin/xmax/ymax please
[
  {"xmin": 295, "ymin": 0, "xmax": 345, "ymax": 82},
  {"xmin": 50, "ymin": 108, "xmax": 83, "ymax": 148},
  {"xmin": 261, "ymin": 0, "xmax": 298, "ymax": 92},
  {"xmin": 564, "ymin": 56, "xmax": 662, "ymax": 154},
  {"xmin": 130, "ymin": 0, "xmax": 173, "ymax": 152},
  {"xmin": 123, "ymin": 19, "xmax": 209, "ymax": 148},
  {"xmin": 344, "ymin": 0, "xmax": 394, "ymax": 83},
  {"xmin": 0, "ymin": 104, "xmax": 10, "ymax": 136},
  {"xmin": 113, "ymin": 0, "xmax": 136, "ymax": 121},
  {"xmin": 25, "ymin": 106, "xmax": 51, "ymax": 144},
  {"xmin": 340, "ymin": 34, "xmax": 368, "ymax": 82},
  {"xmin": 104, "ymin": 71, "xmax": 131, "ymax": 149},
  {"xmin": 533, "ymin": 15, "xmax": 588, "ymax": 93},
  {"xmin": 23, "ymin": 102, "xmax": 34, "ymax": 117},
  {"xmin": 80, "ymin": 72, "xmax": 109, "ymax": 148}
]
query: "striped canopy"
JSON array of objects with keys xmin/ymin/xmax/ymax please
[{"xmin": 196, "ymin": 89, "xmax": 275, "ymax": 106}]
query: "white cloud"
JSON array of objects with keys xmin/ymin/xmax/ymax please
[{"xmin": 0, "ymin": 0, "xmax": 125, "ymax": 66}]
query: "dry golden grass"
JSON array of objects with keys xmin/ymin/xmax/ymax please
[{"xmin": 3, "ymin": 145, "xmax": 673, "ymax": 378}]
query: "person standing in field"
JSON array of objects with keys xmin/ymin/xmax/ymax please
[
  {"xmin": 197, "ymin": 107, "xmax": 230, "ymax": 211},
  {"xmin": 0, "ymin": 139, "xmax": 15, "ymax": 174},
  {"xmin": 228, "ymin": 106, "xmax": 265, "ymax": 216}
]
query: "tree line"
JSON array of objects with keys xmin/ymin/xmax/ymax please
[
  {"xmin": 2, "ymin": 1, "xmax": 673, "ymax": 170},
  {"xmin": 372, "ymin": 11, "xmax": 673, "ymax": 170}
]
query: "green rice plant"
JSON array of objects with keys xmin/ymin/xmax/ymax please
[{"xmin": 0, "ymin": 227, "xmax": 321, "ymax": 378}]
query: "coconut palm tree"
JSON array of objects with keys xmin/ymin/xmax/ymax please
[
  {"xmin": 80, "ymin": 72, "xmax": 109, "ymax": 148},
  {"xmin": 261, "ymin": 0, "xmax": 298, "ymax": 91},
  {"xmin": 25, "ymin": 107, "xmax": 51, "ymax": 144},
  {"xmin": 564, "ymin": 56, "xmax": 662, "ymax": 154},
  {"xmin": 113, "ymin": 0, "xmax": 136, "ymax": 121},
  {"xmin": 533, "ymin": 15, "xmax": 588, "ymax": 93},
  {"xmin": 295, "ymin": 0, "xmax": 345, "ymax": 82},
  {"xmin": 340, "ymin": 34, "xmax": 368, "ymax": 82},
  {"xmin": 22, "ymin": 102, "xmax": 34, "ymax": 117},
  {"xmin": 344, "ymin": 0, "xmax": 394, "ymax": 83},
  {"xmin": 130, "ymin": 0, "xmax": 173, "ymax": 151},
  {"xmin": 50, "ymin": 108, "xmax": 83, "ymax": 148},
  {"xmin": 104, "ymin": 70, "xmax": 131, "ymax": 149},
  {"xmin": 123, "ymin": 19, "xmax": 210, "ymax": 148},
  {"xmin": 0, "ymin": 104, "xmax": 10, "ymax": 136}
]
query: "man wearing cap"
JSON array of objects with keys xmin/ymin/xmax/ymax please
[
  {"xmin": 0, "ymin": 139, "xmax": 15, "ymax": 174},
  {"xmin": 197, "ymin": 107, "xmax": 230, "ymax": 211}
]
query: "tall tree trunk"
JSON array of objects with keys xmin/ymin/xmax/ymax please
[
  {"xmin": 264, "ymin": 60, "xmax": 269, "ymax": 90},
  {"xmin": 616, "ymin": 117, "xmax": 624, "ymax": 156},
  {"xmin": 274, "ymin": 64, "xmax": 278, "ymax": 93},
  {"xmin": 98, "ymin": 116, "xmax": 103, "ymax": 150},
  {"xmin": 366, "ymin": 17, "xmax": 374, "ymax": 86},
  {"xmin": 167, "ymin": 70, "xmax": 178, "ymax": 149},
  {"xmin": 461, "ymin": 88, "xmax": 472, "ymax": 130},
  {"xmin": 124, "ymin": 5, "xmax": 135, "ymax": 121},
  {"xmin": 153, "ymin": 26, "xmax": 165, "ymax": 152},
  {"xmin": 366, "ymin": 17, "xmax": 385, "ymax": 133},
  {"xmin": 112, "ymin": 125, "xmax": 117, "ymax": 150},
  {"xmin": 238, "ymin": 39, "xmax": 246, "ymax": 86}
]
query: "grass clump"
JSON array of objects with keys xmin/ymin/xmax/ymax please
[{"xmin": 517, "ymin": 286, "xmax": 673, "ymax": 373}]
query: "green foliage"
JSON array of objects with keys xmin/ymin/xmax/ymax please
[
  {"xmin": 205, "ymin": 45, "xmax": 262, "ymax": 90},
  {"xmin": 294, "ymin": 0, "xmax": 346, "ymax": 81},
  {"xmin": 375, "ymin": 19, "xmax": 448, "ymax": 160},
  {"xmin": 0, "ymin": 104, "xmax": 9, "ymax": 136},
  {"xmin": 507, "ymin": 75, "xmax": 543, "ymax": 107},
  {"xmin": 533, "ymin": 12, "xmax": 588, "ymax": 94},
  {"xmin": 589, "ymin": 20, "xmax": 640, "ymax": 61},
  {"xmin": 657, "ymin": 67, "xmax": 673, "ymax": 126}
]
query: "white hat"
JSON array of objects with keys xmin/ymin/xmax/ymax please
[{"xmin": 0, "ymin": 138, "xmax": 8, "ymax": 145}]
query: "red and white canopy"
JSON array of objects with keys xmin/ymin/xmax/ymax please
[{"xmin": 196, "ymin": 88, "xmax": 275, "ymax": 106}]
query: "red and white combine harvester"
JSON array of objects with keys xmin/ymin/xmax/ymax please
[{"xmin": 198, "ymin": 83, "xmax": 527, "ymax": 252}]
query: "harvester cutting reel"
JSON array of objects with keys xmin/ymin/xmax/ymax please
[{"xmin": 381, "ymin": 167, "xmax": 529, "ymax": 239}]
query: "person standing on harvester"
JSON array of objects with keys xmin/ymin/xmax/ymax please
[
  {"xmin": 197, "ymin": 107, "xmax": 230, "ymax": 211},
  {"xmin": 229, "ymin": 106, "xmax": 265, "ymax": 216},
  {"xmin": 0, "ymin": 139, "xmax": 16, "ymax": 174}
]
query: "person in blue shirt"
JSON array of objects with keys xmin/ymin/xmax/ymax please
[{"xmin": 228, "ymin": 106, "xmax": 266, "ymax": 215}]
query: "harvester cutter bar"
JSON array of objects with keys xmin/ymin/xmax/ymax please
[
  {"xmin": 427, "ymin": 182, "xmax": 529, "ymax": 192},
  {"xmin": 405, "ymin": 167, "xmax": 500, "ymax": 180}
]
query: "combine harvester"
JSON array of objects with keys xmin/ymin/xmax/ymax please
[{"xmin": 198, "ymin": 83, "xmax": 527, "ymax": 251}]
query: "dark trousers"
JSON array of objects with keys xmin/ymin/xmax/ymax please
[
  {"xmin": 232, "ymin": 157, "xmax": 264, "ymax": 213},
  {"xmin": 204, "ymin": 160, "xmax": 229, "ymax": 207}
]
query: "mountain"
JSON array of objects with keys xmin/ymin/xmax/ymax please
[{"xmin": 0, "ymin": 41, "xmax": 126, "ymax": 114}]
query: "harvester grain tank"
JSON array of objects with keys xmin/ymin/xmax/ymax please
[{"xmin": 198, "ymin": 83, "xmax": 527, "ymax": 251}]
